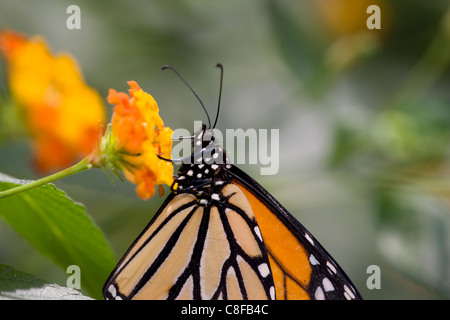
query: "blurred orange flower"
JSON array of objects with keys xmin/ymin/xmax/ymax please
[
  {"xmin": 0, "ymin": 29, "xmax": 106, "ymax": 172},
  {"xmin": 316, "ymin": 0, "xmax": 390, "ymax": 37},
  {"xmin": 96, "ymin": 81, "xmax": 174, "ymax": 200}
]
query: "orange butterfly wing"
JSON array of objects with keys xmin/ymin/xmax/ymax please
[{"xmin": 229, "ymin": 166, "xmax": 361, "ymax": 300}]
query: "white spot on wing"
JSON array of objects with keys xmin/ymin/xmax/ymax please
[
  {"xmin": 344, "ymin": 285, "xmax": 356, "ymax": 299},
  {"xmin": 270, "ymin": 286, "xmax": 275, "ymax": 300},
  {"xmin": 108, "ymin": 285, "xmax": 116, "ymax": 297},
  {"xmin": 211, "ymin": 193, "xmax": 220, "ymax": 201},
  {"xmin": 187, "ymin": 170, "xmax": 193, "ymax": 176},
  {"xmin": 254, "ymin": 226, "xmax": 263, "ymax": 242},
  {"xmin": 258, "ymin": 263, "xmax": 270, "ymax": 278},
  {"xmin": 322, "ymin": 278, "xmax": 334, "ymax": 292},
  {"xmin": 327, "ymin": 261, "xmax": 337, "ymax": 274},
  {"xmin": 305, "ymin": 232, "xmax": 314, "ymax": 245},
  {"xmin": 309, "ymin": 254, "xmax": 320, "ymax": 266},
  {"xmin": 315, "ymin": 286, "xmax": 325, "ymax": 300}
]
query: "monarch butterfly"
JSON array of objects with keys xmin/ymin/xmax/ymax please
[{"xmin": 103, "ymin": 64, "xmax": 362, "ymax": 300}]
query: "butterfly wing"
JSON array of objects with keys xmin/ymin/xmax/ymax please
[
  {"xmin": 103, "ymin": 183, "xmax": 275, "ymax": 300},
  {"xmin": 228, "ymin": 165, "xmax": 362, "ymax": 300},
  {"xmin": 103, "ymin": 192, "xmax": 197, "ymax": 299}
]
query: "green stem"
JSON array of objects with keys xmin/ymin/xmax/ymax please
[{"xmin": 0, "ymin": 157, "xmax": 92, "ymax": 200}]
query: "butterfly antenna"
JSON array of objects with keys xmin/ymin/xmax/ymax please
[
  {"xmin": 162, "ymin": 65, "xmax": 211, "ymax": 129},
  {"xmin": 212, "ymin": 63, "xmax": 223, "ymax": 129}
]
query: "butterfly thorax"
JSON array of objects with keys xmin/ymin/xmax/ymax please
[{"xmin": 172, "ymin": 125, "xmax": 232, "ymax": 205}]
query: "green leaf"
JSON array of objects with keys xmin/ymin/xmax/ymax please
[
  {"xmin": 0, "ymin": 264, "xmax": 93, "ymax": 300},
  {"xmin": 0, "ymin": 173, "xmax": 116, "ymax": 299}
]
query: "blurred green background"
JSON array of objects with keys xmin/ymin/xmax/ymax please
[{"xmin": 1, "ymin": 0, "xmax": 450, "ymax": 299}]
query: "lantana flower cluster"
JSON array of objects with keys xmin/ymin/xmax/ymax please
[{"xmin": 93, "ymin": 81, "xmax": 174, "ymax": 199}]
